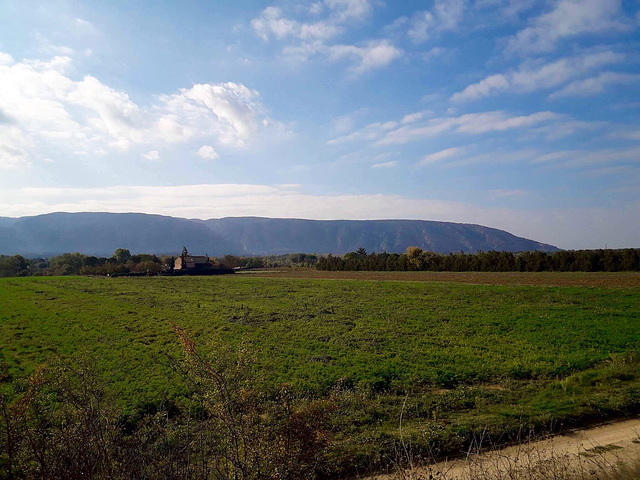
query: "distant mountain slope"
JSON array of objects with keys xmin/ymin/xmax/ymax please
[
  {"xmin": 0, "ymin": 213, "xmax": 230, "ymax": 257},
  {"xmin": 0, "ymin": 212, "xmax": 558, "ymax": 256},
  {"xmin": 0, "ymin": 218, "xmax": 17, "ymax": 227},
  {"xmin": 204, "ymin": 217, "xmax": 557, "ymax": 255}
]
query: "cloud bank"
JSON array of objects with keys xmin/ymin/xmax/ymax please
[
  {"xmin": 251, "ymin": 0, "xmax": 403, "ymax": 75},
  {"xmin": 0, "ymin": 53, "xmax": 278, "ymax": 169}
]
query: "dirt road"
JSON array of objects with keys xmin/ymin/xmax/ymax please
[{"xmin": 368, "ymin": 418, "xmax": 640, "ymax": 479}]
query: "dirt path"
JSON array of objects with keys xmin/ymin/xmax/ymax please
[{"xmin": 368, "ymin": 418, "xmax": 640, "ymax": 479}]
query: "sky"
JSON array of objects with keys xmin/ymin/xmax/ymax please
[{"xmin": 0, "ymin": 0, "xmax": 639, "ymax": 249}]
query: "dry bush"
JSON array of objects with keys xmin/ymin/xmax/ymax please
[
  {"xmin": 171, "ymin": 323, "xmax": 336, "ymax": 480},
  {"xmin": 0, "ymin": 327, "xmax": 336, "ymax": 480},
  {"xmin": 1, "ymin": 360, "xmax": 121, "ymax": 479}
]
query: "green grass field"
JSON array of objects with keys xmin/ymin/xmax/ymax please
[{"xmin": 1, "ymin": 275, "xmax": 639, "ymax": 471}]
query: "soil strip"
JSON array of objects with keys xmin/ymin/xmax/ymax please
[{"xmin": 368, "ymin": 418, "xmax": 640, "ymax": 479}]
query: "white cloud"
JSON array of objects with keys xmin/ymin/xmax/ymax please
[
  {"xmin": 406, "ymin": 12, "xmax": 435, "ymax": 43},
  {"xmin": 451, "ymin": 51, "xmax": 625, "ymax": 102},
  {"xmin": 310, "ymin": 2, "xmax": 323, "ymax": 15},
  {"xmin": 332, "ymin": 113, "xmax": 357, "ymax": 133},
  {"xmin": 327, "ymin": 120, "xmax": 393, "ymax": 145},
  {"xmin": 330, "ymin": 108, "xmax": 370, "ymax": 134},
  {"xmin": 196, "ymin": 145, "xmax": 219, "ymax": 160},
  {"xmin": 283, "ymin": 39, "xmax": 403, "ymax": 75},
  {"xmin": 2, "ymin": 183, "xmax": 639, "ymax": 248},
  {"xmin": 142, "ymin": 150, "xmax": 159, "ymax": 161},
  {"xmin": 328, "ymin": 110, "xmax": 558, "ymax": 146},
  {"xmin": 529, "ymin": 119, "xmax": 607, "ymax": 140},
  {"xmin": 327, "ymin": 40, "xmax": 403, "ymax": 75},
  {"xmin": 0, "ymin": 125, "xmax": 32, "ymax": 170},
  {"xmin": 419, "ymin": 147, "xmax": 464, "ymax": 165},
  {"xmin": 251, "ymin": 2, "xmax": 400, "ymax": 76},
  {"xmin": 563, "ymin": 146, "xmax": 640, "ymax": 167},
  {"xmin": 488, "ymin": 189, "xmax": 528, "ymax": 198},
  {"xmin": 0, "ymin": 52, "xmax": 14, "ymax": 66},
  {"xmin": 505, "ymin": 0, "xmax": 633, "ymax": 55},
  {"xmin": 609, "ymin": 129, "xmax": 640, "ymax": 141},
  {"xmin": 531, "ymin": 146, "xmax": 640, "ymax": 167},
  {"xmin": 498, "ymin": 0, "xmax": 536, "ymax": 20},
  {"xmin": 451, "ymin": 74, "xmax": 509, "ymax": 102},
  {"xmin": 73, "ymin": 17, "xmax": 98, "ymax": 34},
  {"xmin": 408, "ymin": 0, "xmax": 468, "ymax": 43},
  {"xmin": 549, "ymin": 72, "xmax": 640, "ymax": 98},
  {"xmin": 446, "ymin": 149, "xmax": 536, "ymax": 168},
  {"xmin": 299, "ymin": 22, "xmax": 341, "ymax": 40},
  {"xmin": 422, "ymin": 47, "xmax": 447, "ymax": 62},
  {"xmin": 251, "ymin": 7, "xmax": 298, "ymax": 41},
  {"xmin": 475, "ymin": 0, "xmax": 528, "ymax": 14},
  {"xmin": 449, "ymin": 111, "xmax": 556, "ymax": 135},
  {"xmin": 67, "ymin": 74, "xmax": 144, "ymax": 150},
  {"xmin": 35, "ymin": 34, "xmax": 75, "ymax": 56},
  {"xmin": 74, "ymin": 18, "xmax": 92, "ymax": 28},
  {"xmin": 401, "ymin": 111, "xmax": 429, "ymax": 124},
  {"xmin": 377, "ymin": 111, "xmax": 558, "ymax": 146},
  {"xmin": 280, "ymin": 41, "xmax": 324, "ymax": 63},
  {"xmin": 251, "ymin": 0, "xmax": 372, "ymax": 42},
  {"xmin": 162, "ymin": 82, "xmax": 267, "ymax": 147},
  {"xmin": 325, "ymin": 0, "xmax": 372, "ymax": 22},
  {"xmin": 0, "ymin": 52, "xmax": 278, "ymax": 167},
  {"xmin": 371, "ymin": 160, "xmax": 397, "ymax": 168}
]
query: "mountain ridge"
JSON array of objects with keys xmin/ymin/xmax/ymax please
[{"xmin": 0, "ymin": 212, "xmax": 559, "ymax": 257}]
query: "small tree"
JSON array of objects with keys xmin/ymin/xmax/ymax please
[{"xmin": 112, "ymin": 248, "xmax": 131, "ymax": 264}]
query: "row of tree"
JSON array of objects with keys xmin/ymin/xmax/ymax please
[
  {"xmin": 0, "ymin": 249, "xmax": 165, "ymax": 277},
  {"xmin": 316, "ymin": 247, "xmax": 640, "ymax": 272},
  {"xmin": 0, "ymin": 250, "xmax": 320, "ymax": 278},
  {"xmin": 215, "ymin": 253, "xmax": 318, "ymax": 269},
  {"xmin": 3, "ymin": 247, "xmax": 639, "ymax": 277}
]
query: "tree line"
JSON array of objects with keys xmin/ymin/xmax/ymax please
[
  {"xmin": 215, "ymin": 253, "xmax": 318, "ymax": 269},
  {"xmin": 0, "ymin": 249, "xmax": 165, "ymax": 277},
  {"xmin": 316, "ymin": 247, "xmax": 640, "ymax": 272},
  {"xmin": 3, "ymin": 247, "xmax": 639, "ymax": 277},
  {"xmin": 0, "ymin": 250, "xmax": 319, "ymax": 278}
]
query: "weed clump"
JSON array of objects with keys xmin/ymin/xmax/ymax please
[{"xmin": 0, "ymin": 326, "xmax": 336, "ymax": 480}]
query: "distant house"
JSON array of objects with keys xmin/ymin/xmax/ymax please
[{"xmin": 174, "ymin": 247, "xmax": 214, "ymax": 271}]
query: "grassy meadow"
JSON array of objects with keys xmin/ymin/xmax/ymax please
[{"xmin": 1, "ymin": 274, "xmax": 639, "ymax": 473}]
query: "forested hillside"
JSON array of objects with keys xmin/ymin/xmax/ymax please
[{"xmin": 0, "ymin": 212, "xmax": 557, "ymax": 256}]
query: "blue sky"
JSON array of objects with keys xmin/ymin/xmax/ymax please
[{"xmin": 0, "ymin": 0, "xmax": 639, "ymax": 248}]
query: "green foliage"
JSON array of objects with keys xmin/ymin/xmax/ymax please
[
  {"xmin": 112, "ymin": 248, "xmax": 132, "ymax": 264},
  {"xmin": 0, "ymin": 345, "xmax": 335, "ymax": 479},
  {"xmin": 1, "ymin": 276, "xmax": 638, "ymax": 399},
  {"xmin": 217, "ymin": 253, "xmax": 318, "ymax": 269},
  {"xmin": 0, "ymin": 256, "xmax": 28, "ymax": 277},
  {"xmin": 49, "ymin": 252, "xmax": 88, "ymax": 275},
  {"xmin": 0, "ymin": 251, "xmax": 166, "ymax": 278},
  {"xmin": 0, "ymin": 276, "xmax": 639, "ymax": 476},
  {"xmin": 317, "ymin": 248, "xmax": 640, "ymax": 272}
]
